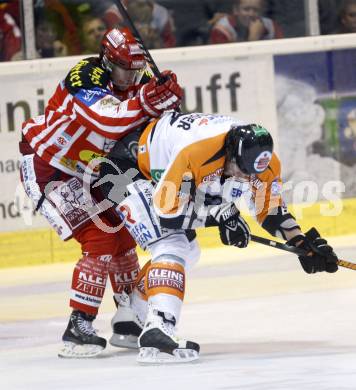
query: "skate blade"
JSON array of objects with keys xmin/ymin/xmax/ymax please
[
  {"xmin": 109, "ymin": 334, "xmax": 138, "ymax": 349},
  {"xmin": 137, "ymin": 347, "xmax": 199, "ymax": 364},
  {"xmin": 58, "ymin": 341, "xmax": 104, "ymax": 358}
]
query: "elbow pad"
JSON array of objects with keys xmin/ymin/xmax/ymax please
[{"xmin": 262, "ymin": 207, "xmax": 300, "ymax": 240}]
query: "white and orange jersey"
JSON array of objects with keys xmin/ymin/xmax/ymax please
[
  {"xmin": 137, "ymin": 112, "xmax": 284, "ymax": 228},
  {"xmin": 22, "ymin": 59, "xmax": 150, "ymax": 181}
]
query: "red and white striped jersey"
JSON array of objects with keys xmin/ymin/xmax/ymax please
[{"xmin": 22, "ymin": 59, "xmax": 151, "ymax": 181}]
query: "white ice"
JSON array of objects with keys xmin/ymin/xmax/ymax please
[{"xmin": 1, "ymin": 240, "xmax": 356, "ymax": 390}]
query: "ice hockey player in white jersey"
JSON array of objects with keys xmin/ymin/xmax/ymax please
[{"xmin": 99, "ymin": 111, "xmax": 339, "ymax": 364}]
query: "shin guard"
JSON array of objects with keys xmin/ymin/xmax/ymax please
[
  {"xmin": 109, "ymin": 248, "xmax": 140, "ymax": 295},
  {"xmin": 70, "ymin": 255, "xmax": 110, "ymax": 315},
  {"xmin": 144, "ymin": 261, "xmax": 185, "ymax": 322}
]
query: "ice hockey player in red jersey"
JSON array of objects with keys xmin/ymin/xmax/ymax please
[
  {"xmin": 99, "ymin": 112, "xmax": 339, "ymax": 363},
  {"xmin": 19, "ymin": 27, "xmax": 183, "ymax": 358}
]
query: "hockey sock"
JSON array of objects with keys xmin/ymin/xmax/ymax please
[
  {"xmin": 109, "ymin": 248, "xmax": 140, "ymax": 296},
  {"xmin": 144, "ymin": 261, "xmax": 185, "ymax": 322},
  {"xmin": 70, "ymin": 255, "xmax": 109, "ymax": 316}
]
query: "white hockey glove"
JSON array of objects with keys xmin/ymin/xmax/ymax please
[{"xmin": 211, "ymin": 203, "xmax": 250, "ymax": 248}]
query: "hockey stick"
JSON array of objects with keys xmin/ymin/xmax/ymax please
[
  {"xmin": 250, "ymin": 234, "xmax": 356, "ymax": 271},
  {"xmin": 116, "ymin": 0, "xmax": 162, "ymax": 78}
]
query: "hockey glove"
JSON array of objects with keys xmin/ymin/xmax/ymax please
[
  {"xmin": 212, "ymin": 203, "xmax": 250, "ymax": 248},
  {"xmin": 287, "ymin": 227, "xmax": 338, "ymax": 274},
  {"xmin": 139, "ymin": 70, "xmax": 183, "ymax": 117}
]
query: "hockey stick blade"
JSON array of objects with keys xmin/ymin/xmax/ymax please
[{"xmin": 250, "ymin": 234, "xmax": 356, "ymax": 271}]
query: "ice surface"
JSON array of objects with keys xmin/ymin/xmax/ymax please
[{"xmin": 1, "ymin": 243, "xmax": 356, "ymax": 390}]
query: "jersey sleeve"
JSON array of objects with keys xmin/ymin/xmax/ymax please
[
  {"xmin": 253, "ymin": 153, "xmax": 300, "ymax": 238},
  {"xmin": 72, "ymin": 89, "xmax": 148, "ymax": 138},
  {"xmin": 253, "ymin": 153, "xmax": 284, "ymax": 225}
]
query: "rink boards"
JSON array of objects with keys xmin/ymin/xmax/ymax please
[{"xmin": 0, "ymin": 197, "xmax": 355, "ymax": 268}]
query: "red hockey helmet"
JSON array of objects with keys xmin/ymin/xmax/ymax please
[{"xmin": 101, "ymin": 27, "xmax": 146, "ymax": 70}]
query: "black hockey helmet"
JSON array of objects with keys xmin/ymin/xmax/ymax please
[{"xmin": 225, "ymin": 124, "xmax": 273, "ymax": 174}]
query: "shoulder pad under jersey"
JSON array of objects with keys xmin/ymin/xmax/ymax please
[{"xmin": 65, "ymin": 57, "xmax": 110, "ymax": 95}]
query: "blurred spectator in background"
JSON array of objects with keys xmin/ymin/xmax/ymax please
[
  {"xmin": 318, "ymin": 0, "xmax": 338, "ymax": 35},
  {"xmin": 335, "ymin": 0, "xmax": 356, "ymax": 33},
  {"xmin": 122, "ymin": 0, "xmax": 176, "ymax": 48},
  {"xmin": 0, "ymin": 3, "xmax": 21, "ymax": 61},
  {"xmin": 126, "ymin": 0, "xmax": 163, "ymax": 49},
  {"xmin": 34, "ymin": 1, "xmax": 81, "ymax": 56},
  {"xmin": 160, "ymin": 0, "xmax": 224, "ymax": 46},
  {"xmin": 79, "ymin": 15, "xmax": 106, "ymax": 54},
  {"xmin": 265, "ymin": 0, "xmax": 306, "ymax": 37},
  {"xmin": 1, "ymin": 0, "xmax": 20, "ymax": 25},
  {"xmin": 266, "ymin": 0, "xmax": 337, "ymax": 38},
  {"xmin": 62, "ymin": 0, "xmax": 123, "ymax": 29},
  {"xmin": 35, "ymin": 11, "xmax": 68, "ymax": 57},
  {"xmin": 210, "ymin": 0, "xmax": 283, "ymax": 44}
]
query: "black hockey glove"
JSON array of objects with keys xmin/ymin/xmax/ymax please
[
  {"xmin": 212, "ymin": 203, "xmax": 250, "ymax": 248},
  {"xmin": 287, "ymin": 227, "xmax": 338, "ymax": 274}
]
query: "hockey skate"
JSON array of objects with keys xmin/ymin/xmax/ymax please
[
  {"xmin": 109, "ymin": 292, "xmax": 144, "ymax": 349},
  {"xmin": 58, "ymin": 310, "xmax": 107, "ymax": 358},
  {"xmin": 137, "ymin": 310, "xmax": 200, "ymax": 364}
]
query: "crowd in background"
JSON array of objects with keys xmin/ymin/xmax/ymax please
[{"xmin": 1, "ymin": 0, "xmax": 356, "ymax": 62}]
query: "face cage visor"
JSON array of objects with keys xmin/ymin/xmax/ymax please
[{"xmin": 103, "ymin": 55, "xmax": 143, "ymax": 90}]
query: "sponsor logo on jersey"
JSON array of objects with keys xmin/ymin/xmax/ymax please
[
  {"xmin": 89, "ymin": 66, "xmax": 105, "ymax": 86},
  {"xmin": 21, "ymin": 157, "xmax": 36, "ymax": 181},
  {"xmin": 202, "ymin": 167, "xmax": 224, "ymax": 182},
  {"xmin": 117, "ymin": 204, "xmax": 136, "ymax": 224},
  {"xmin": 253, "ymin": 151, "xmax": 272, "ymax": 172},
  {"xmin": 76, "ymin": 88, "xmax": 104, "ymax": 106},
  {"xmin": 68, "ymin": 59, "xmax": 90, "ymax": 87},
  {"xmin": 231, "ymin": 187, "xmax": 243, "ymax": 198},
  {"xmin": 55, "ymin": 132, "xmax": 72, "ymax": 148},
  {"xmin": 60, "ymin": 156, "xmax": 78, "ymax": 171},
  {"xmin": 198, "ymin": 118, "xmax": 209, "ymax": 126},
  {"xmin": 79, "ymin": 150, "xmax": 105, "ymax": 164},
  {"xmin": 251, "ymin": 177, "xmax": 263, "ymax": 189},
  {"xmin": 83, "ymin": 89, "xmax": 103, "ymax": 102},
  {"xmin": 66, "ymin": 60, "xmax": 109, "ymax": 93},
  {"xmin": 122, "ymin": 221, "xmax": 153, "ymax": 248},
  {"xmin": 213, "ymin": 115, "xmax": 234, "ymax": 124},
  {"xmin": 271, "ymin": 179, "xmax": 282, "ymax": 196},
  {"xmin": 99, "ymin": 95, "xmax": 120, "ymax": 108},
  {"xmin": 98, "ymin": 254, "xmax": 112, "ymax": 263}
]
